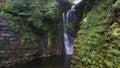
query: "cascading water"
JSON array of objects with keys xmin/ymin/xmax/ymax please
[
  {"xmin": 73, "ymin": 0, "xmax": 82, "ymax": 4},
  {"xmin": 63, "ymin": 5, "xmax": 76, "ymax": 54}
]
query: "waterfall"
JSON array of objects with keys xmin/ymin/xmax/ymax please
[
  {"xmin": 73, "ymin": 0, "xmax": 82, "ymax": 5},
  {"xmin": 63, "ymin": 5, "xmax": 76, "ymax": 54}
]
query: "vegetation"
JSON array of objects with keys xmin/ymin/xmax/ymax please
[
  {"xmin": 72, "ymin": 0, "xmax": 120, "ymax": 68},
  {"xmin": 0, "ymin": 0, "xmax": 61, "ymax": 46},
  {"xmin": 0, "ymin": 0, "xmax": 120, "ymax": 67}
]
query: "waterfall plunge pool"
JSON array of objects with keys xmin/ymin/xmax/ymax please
[{"xmin": 7, "ymin": 55, "xmax": 72, "ymax": 68}]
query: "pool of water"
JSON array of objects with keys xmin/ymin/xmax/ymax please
[{"xmin": 8, "ymin": 55, "xmax": 72, "ymax": 68}]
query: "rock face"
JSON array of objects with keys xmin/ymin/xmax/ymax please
[
  {"xmin": 0, "ymin": 16, "xmax": 21, "ymax": 66},
  {"xmin": 0, "ymin": 16, "xmax": 21, "ymax": 49},
  {"xmin": 0, "ymin": 16, "xmax": 42, "ymax": 66},
  {"xmin": 58, "ymin": 0, "xmax": 71, "ymax": 12},
  {"xmin": 0, "ymin": 15, "xmax": 63, "ymax": 66},
  {"xmin": 71, "ymin": 0, "xmax": 120, "ymax": 68}
]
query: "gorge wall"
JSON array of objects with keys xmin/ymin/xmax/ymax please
[
  {"xmin": 0, "ymin": 0, "xmax": 63, "ymax": 67},
  {"xmin": 71, "ymin": 0, "xmax": 120, "ymax": 68}
]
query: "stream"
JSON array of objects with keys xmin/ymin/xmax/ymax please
[{"xmin": 7, "ymin": 55, "xmax": 72, "ymax": 68}]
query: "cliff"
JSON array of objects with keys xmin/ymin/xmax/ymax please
[
  {"xmin": 0, "ymin": 0, "xmax": 63, "ymax": 67},
  {"xmin": 71, "ymin": 0, "xmax": 120, "ymax": 68}
]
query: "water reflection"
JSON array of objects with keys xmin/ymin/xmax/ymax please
[
  {"xmin": 8, "ymin": 55, "xmax": 71, "ymax": 68},
  {"xmin": 63, "ymin": 55, "xmax": 72, "ymax": 68}
]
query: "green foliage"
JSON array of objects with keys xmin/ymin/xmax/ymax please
[
  {"xmin": 72, "ymin": 0, "xmax": 120, "ymax": 68},
  {"xmin": 0, "ymin": 0, "xmax": 61, "ymax": 46},
  {"xmin": 1, "ymin": 0, "xmax": 13, "ymax": 11},
  {"xmin": 21, "ymin": 31, "xmax": 38, "ymax": 45},
  {"xmin": 113, "ymin": 0, "xmax": 120, "ymax": 8},
  {"xmin": 0, "ymin": 10, "xmax": 20, "ymax": 33}
]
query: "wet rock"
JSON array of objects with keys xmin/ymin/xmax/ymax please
[
  {"xmin": 0, "ymin": 21, "xmax": 9, "ymax": 27},
  {"xmin": 0, "ymin": 37, "xmax": 4, "ymax": 40},
  {"xmin": 1, "ymin": 33, "xmax": 12, "ymax": 37},
  {"xmin": 1, "ymin": 27, "xmax": 9, "ymax": 30},
  {"xmin": 9, "ymin": 37, "xmax": 17, "ymax": 41},
  {"xmin": 0, "ymin": 16, "xmax": 21, "ymax": 66}
]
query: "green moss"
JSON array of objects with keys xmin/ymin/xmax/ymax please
[
  {"xmin": 72, "ymin": 0, "xmax": 120, "ymax": 68},
  {"xmin": 48, "ymin": 37, "xmax": 51, "ymax": 46}
]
